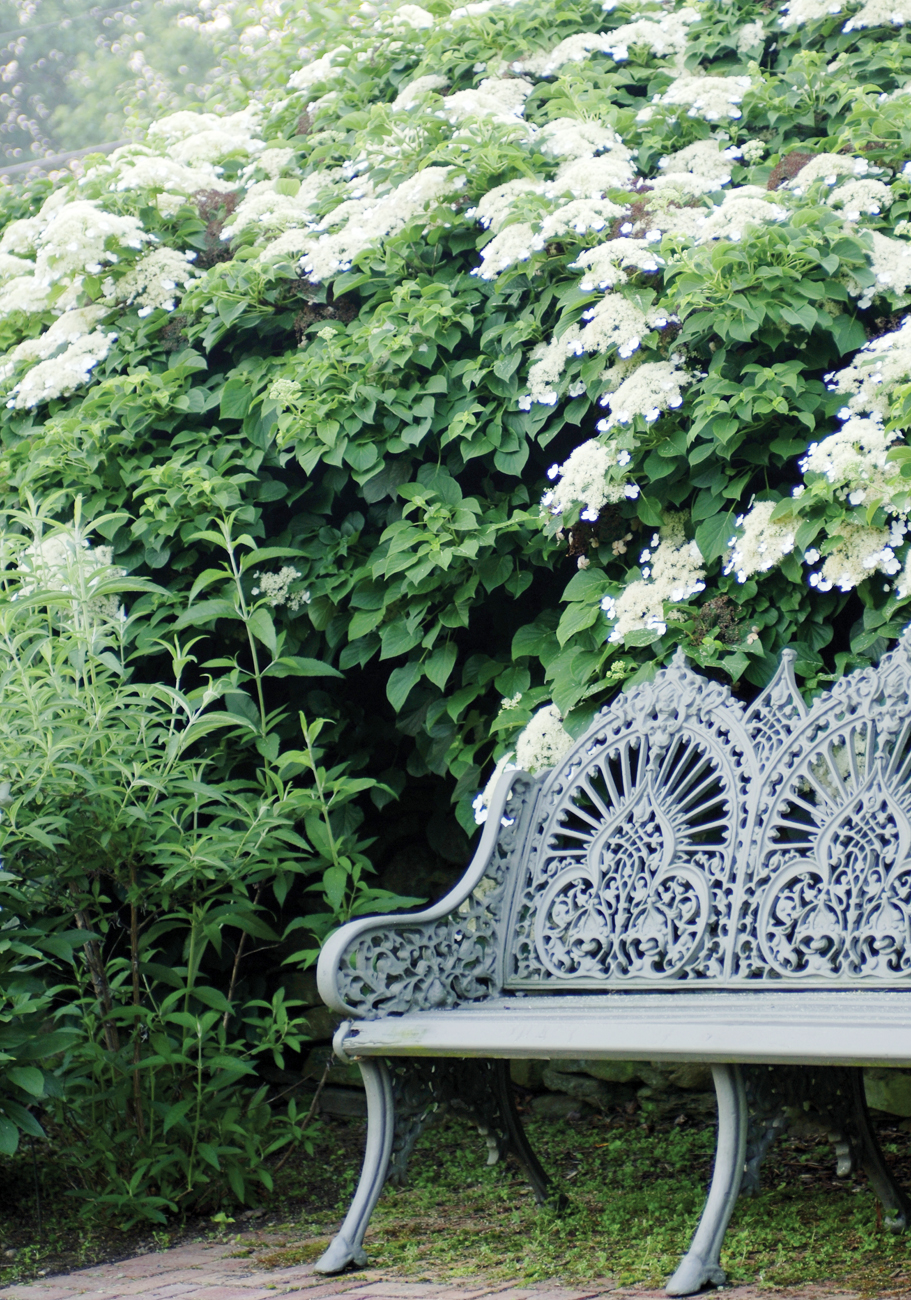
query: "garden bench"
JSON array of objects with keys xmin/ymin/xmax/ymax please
[{"xmin": 314, "ymin": 637, "xmax": 911, "ymax": 1294}]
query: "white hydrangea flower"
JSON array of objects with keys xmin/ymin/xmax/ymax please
[
  {"xmin": 287, "ymin": 47, "xmax": 350, "ymax": 90},
  {"xmin": 645, "ymin": 74, "xmax": 752, "ymax": 122},
  {"xmin": 515, "ymin": 10, "xmax": 698, "ymax": 76},
  {"xmin": 547, "ymin": 152, "xmax": 637, "ymax": 196},
  {"xmin": 468, "ymin": 179, "xmax": 544, "ymax": 231},
  {"xmin": 242, "ymin": 147, "xmax": 297, "ymax": 183},
  {"xmin": 147, "ymin": 107, "xmax": 264, "ymax": 160},
  {"xmin": 518, "ymin": 334, "xmax": 568, "ymax": 405},
  {"xmin": 540, "ymin": 436, "xmax": 639, "ymax": 516},
  {"xmin": 596, "ymin": 357, "xmax": 691, "ymax": 427},
  {"xmin": 222, "ymin": 173, "xmax": 337, "ymax": 239},
  {"xmin": 6, "ymin": 199, "xmax": 152, "ymax": 299},
  {"xmin": 301, "ymin": 166, "xmax": 455, "ymax": 281},
  {"xmin": 651, "ymin": 139, "xmax": 735, "ymax": 195},
  {"xmin": 0, "ymin": 305, "xmax": 110, "ymax": 381},
  {"xmin": 109, "ymin": 151, "xmax": 231, "ymax": 198},
  {"xmin": 18, "ymin": 530, "xmax": 124, "ymax": 625},
  {"xmin": 827, "ymin": 315, "xmax": 911, "ymax": 416},
  {"xmin": 601, "ymin": 513, "xmax": 705, "ymax": 642},
  {"xmin": 696, "ymin": 187, "xmax": 789, "ymax": 242},
  {"xmin": 783, "ymin": 152, "xmax": 866, "ymax": 192},
  {"xmin": 515, "ymin": 704, "xmax": 574, "ymax": 772},
  {"xmin": 393, "ymin": 73, "xmax": 450, "ymax": 108},
  {"xmin": 442, "ymin": 77, "xmax": 532, "ymax": 124},
  {"xmin": 895, "ymin": 548, "xmax": 911, "ymax": 600},
  {"xmin": 826, "ymin": 178, "xmax": 893, "ymax": 219},
  {"xmin": 843, "ymin": 0, "xmax": 911, "ymax": 29},
  {"xmin": 572, "ymin": 237, "xmax": 664, "ymax": 290},
  {"xmin": 538, "ymin": 118, "xmax": 629, "ymax": 161},
  {"xmin": 7, "ymin": 330, "xmax": 117, "ymax": 409},
  {"xmin": 521, "ymin": 293, "xmax": 669, "ymax": 400},
  {"xmin": 109, "ymin": 247, "xmax": 198, "ymax": 316},
  {"xmin": 0, "ymin": 275, "xmax": 51, "ymax": 318},
  {"xmin": 736, "ymin": 18, "xmax": 766, "ymax": 50},
  {"xmin": 724, "ymin": 500, "xmax": 797, "ymax": 582},
  {"xmin": 740, "ymin": 138, "xmax": 767, "ymax": 164},
  {"xmin": 534, "ymin": 198, "xmax": 627, "ymax": 243},
  {"xmin": 807, "ymin": 518, "xmax": 906, "ymax": 592},
  {"xmin": 473, "ymin": 221, "xmax": 536, "ymax": 278},
  {"xmin": 852, "ymin": 233, "xmax": 911, "ymax": 305},
  {"xmin": 779, "ymin": 0, "xmax": 843, "ymax": 26},
  {"xmin": 251, "ymin": 567, "xmax": 311, "ymax": 611},
  {"xmin": 393, "ymin": 3, "xmax": 435, "ymax": 26},
  {"xmin": 799, "ymin": 414, "xmax": 899, "ymax": 510}
]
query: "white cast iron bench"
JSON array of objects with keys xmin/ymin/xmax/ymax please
[{"xmin": 314, "ymin": 640, "xmax": 911, "ymax": 1294}]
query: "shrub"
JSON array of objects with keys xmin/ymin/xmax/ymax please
[{"xmin": 1, "ymin": 0, "xmax": 911, "ymax": 1218}]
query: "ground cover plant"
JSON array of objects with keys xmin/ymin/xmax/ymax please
[
  {"xmin": 2, "ymin": 0, "xmax": 911, "ymax": 1246},
  {"xmin": 4, "ymin": 1102, "xmax": 911, "ymax": 1295}
]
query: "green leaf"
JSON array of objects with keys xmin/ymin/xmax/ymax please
[
  {"xmin": 323, "ymin": 865, "xmax": 348, "ymax": 913},
  {"xmin": 387, "ymin": 661, "xmax": 421, "ymax": 711},
  {"xmin": 0, "ymin": 1116, "xmax": 18, "ymax": 1155},
  {"xmin": 220, "ymin": 379, "xmax": 253, "ymax": 420},
  {"xmin": 425, "ymin": 642, "xmax": 457, "ymax": 690},
  {"xmin": 7, "ymin": 1066, "xmax": 44, "ymax": 1097},
  {"xmin": 556, "ymin": 601, "xmax": 601, "ymax": 646},
  {"xmin": 830, "ymin": 315, "xmax": 866, "ymax": 356},
  {"xmin": 695, "ymin": 513, "xmax": 736, "ymax": 564},
  {"xmin": 247, "ymin": 607, "xmax": 277, "ymax": 655},
  {"xmin": 265, "ymin": 656, "xmax": 343, "ymax": 679}
]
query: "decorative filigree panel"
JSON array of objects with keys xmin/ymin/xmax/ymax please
[
  {"xmin": 735, "ymin": 649, "xmax": 911, "ymax": 980},
  {"xmin": 329, "ymin": 774, "xmax": 536, "ymax": 1017},
  {"xmin": 506, "ymin": 635, "xmax": 911, "ymax": 988},
  {"xmin": 322, "ymin": 633, "xmax": 911, "ymax": 1014},
  {"xmin": 505, "ymin": 653, "xmax": 756, "ymax": 986}
]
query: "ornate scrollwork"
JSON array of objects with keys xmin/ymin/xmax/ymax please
[
  {"xmin": 508, "ymin": 652, "xmax": 748, "ymax": 986},
  {"xmin": 385, "ymin": 1058, "xmax": 553, "ymax": 1204},
  {"xmin": 758, "ymin": 771, "xmax": 911, "ymax": 979},
  {"xmin": 328, "ymin": 774, "xmax": 536, "ymax": 1018},
  {"xmin": 322, "ymin": 631, "xmax": 911, "ymax": 1006}
]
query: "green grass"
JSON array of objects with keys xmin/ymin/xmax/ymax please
[
  {"xmin": 3, "ymin": 1101, "xmax": 911, "ymax": 1294},
  {"xmin": 277, "ymin": 1106, "xmax": 911, "ymax": 1295}
]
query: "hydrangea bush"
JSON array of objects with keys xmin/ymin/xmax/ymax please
[{"xmin": 2, "ymin": 0, "xmax": 911, "ymax": 913}]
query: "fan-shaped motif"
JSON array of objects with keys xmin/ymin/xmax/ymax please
[{"xmin": 509, "ymin": 700, "xmax": 743, "ymax": 986}]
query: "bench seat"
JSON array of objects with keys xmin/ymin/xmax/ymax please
[{"xmin": 336, "ymin": 990, "xmax": 911, "ymax": 1068}]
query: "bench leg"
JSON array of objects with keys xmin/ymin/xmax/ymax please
[
  {"xmin": 314, "ymin": 1058, "xmax": 394, "ymax": 1274},
  {"xmin": 849, "ymin": 1068, "xmax": 911, "ymax": 1233},
  {"xmin": 491, "ymin": 1060, "xmax": 555, "ymax": 1206},
  {"xmin": 665, "ymin": 1064, "xmax": 747, "ymax": 1298}
]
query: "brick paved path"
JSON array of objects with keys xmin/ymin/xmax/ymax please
[{"xmin": 0, "ymin": 1235, "xmax": 875, "ymax": 1300}]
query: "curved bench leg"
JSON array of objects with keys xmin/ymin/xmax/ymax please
[
  {"xmin": 314, "ymin": 1058, "xmax": 394, "ymax": 1274},
  {"xmin": 849, "ymin": 1068, "xmax": 911, "ymax": 1233},
  {"xmin": 666, "ymin": 1064, "xmax": 747, "ymax": 1298},
  {"xmin": 491, "ymin": 1060, "xmax": 557, "ymax": 1206}
]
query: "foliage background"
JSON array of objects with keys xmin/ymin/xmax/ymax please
[{"xmin": 0, "ymin": 0, "xmax": 910, "ymax": 1229}]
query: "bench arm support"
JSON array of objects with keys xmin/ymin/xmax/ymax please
[
  {"xmin": 317, "ymin": 770, "xmax": 534, "ymax": 1019},
  {"xmin": 666, "ymin": 1064, "xmax": 747, "ymax": 1297}
]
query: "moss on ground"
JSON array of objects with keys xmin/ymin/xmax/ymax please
[{"xmin": 2, "ymin": 1096, "xmax": 911, "ymax": 1294}]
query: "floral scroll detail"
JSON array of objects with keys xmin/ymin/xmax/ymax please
[
  {"xmin": 332, "ymin": 775, "xmax": 536, "ymax": 1017},
  {"xmin": 758, "ymin": 773, "xmax": 911, "ymax": 978},
  {"xmin": 529, "ymin": 737, "xmax": 731, "ymax": 983}
]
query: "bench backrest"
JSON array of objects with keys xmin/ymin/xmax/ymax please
[
  {"xmin": 319, "ymin": 635, "xmax": 911, "ymax": 1021},
  {"xmin": 498, "ymin": 636, "xmax": 911, "ymax": 990}
]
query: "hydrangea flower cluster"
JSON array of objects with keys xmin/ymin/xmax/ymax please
[
  {"xmin": 601, "ymin": 514, "xmax": 705, "ymax": 642},
  {"xmin": 541, "ymin": 437, "xmax": 639, "ymax": 520}
]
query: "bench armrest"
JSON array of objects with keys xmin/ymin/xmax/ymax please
[{"xmin": 317, "ymin": 769, "xmax": 536, "ymax": 1018}]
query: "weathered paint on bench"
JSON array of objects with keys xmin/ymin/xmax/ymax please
[{"xmin": 315, "ymin": 637, "xmax": 911, "ymax": 1294}]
